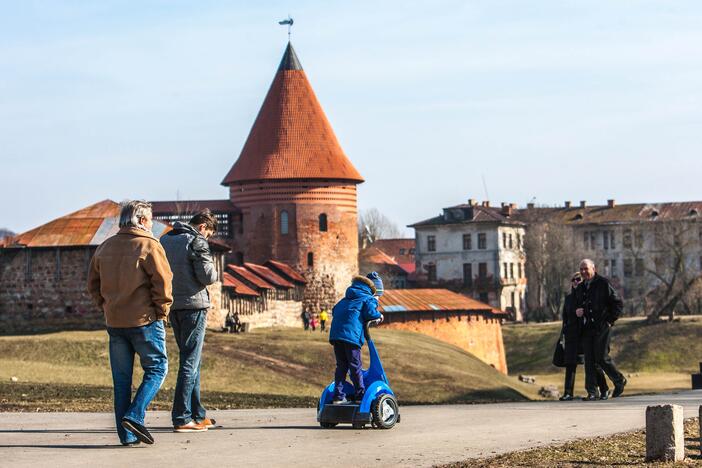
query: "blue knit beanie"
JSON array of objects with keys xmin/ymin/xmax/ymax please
[{"xmin": 366, "ymin": 271, "xmax": 384, "ymax": 296}]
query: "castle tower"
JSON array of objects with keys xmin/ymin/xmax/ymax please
[{"xmin": 222, "ymin": 42, "xmax": 364, "ymax": 310}]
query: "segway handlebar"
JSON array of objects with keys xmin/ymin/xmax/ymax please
[{"xmin": 363, "ymin": 317, "xmax": 383, "ymax": 341}]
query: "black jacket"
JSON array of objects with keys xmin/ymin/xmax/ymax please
[
  {"xmin": 160, "ymin": 222, "xmax": 218, "ymax": 310},
  {"xmin": 574, "ymin": 274, "xmax": 623, "ymax": 330},
  {"xmin": 561, "ymin": 292, "xmax": 582, "ymax": 365}
]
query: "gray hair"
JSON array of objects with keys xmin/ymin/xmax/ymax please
[
  {"xmin": 119, "ymin": 200, "xmax": 153, "ymax": 229},
  {"xmin": 580, "ymin": 258, "xmax": 595, "ymax": 268}
]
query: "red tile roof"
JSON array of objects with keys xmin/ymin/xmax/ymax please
[
  {"xmin": 221, "ymin": 43, "xmax": 363, "ymax": 185},
  {"xmin": 244, "ymin": 262, "xmax": 295, "ymax": 288},
  {"xmin": 222, "ymin": 272, "xmax": 260, "ymax": 296},
  {"xmin": 378, "ymin": 289, "xmax": 504, "ymax": 315},
  {"xmin": 265, "ymin": 259, "xmax": 307, "ymax": 284},
  {"xmin": 7, "ymin": 199, "xmax": 171, "ymax": 248},
  {"xmin": 226, "ymin": 264, "xmax": 275, "ymax": 290}
]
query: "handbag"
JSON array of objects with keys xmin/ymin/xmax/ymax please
[{"xmin": 551, "ymin": 332, "xmax": 566, "ymax": 368}]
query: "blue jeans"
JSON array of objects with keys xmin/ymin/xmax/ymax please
[
  {"xmin": 170, "ymin": 309, "xmax": 207, "ymax": 426},
  {"xmin": 107, "ymin": 320, "xmax": 168, "ymax": 444},
  {"xmin": 332, "ymin": 341, "xmax": 364, "ymax": 400}
]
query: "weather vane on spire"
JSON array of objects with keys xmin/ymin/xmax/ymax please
[{"xmin": 278, "ymin": 15, "xmax": 294, "ymax": 40}]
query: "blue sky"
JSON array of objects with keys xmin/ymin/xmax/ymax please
[{"xmin": 1, "ymin": 1, "xmax": 701, "ymax": 234}]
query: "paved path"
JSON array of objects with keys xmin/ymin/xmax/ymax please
[{"xmin": 1, "ymin": 391, "xmax": 700, "ymax": 467}]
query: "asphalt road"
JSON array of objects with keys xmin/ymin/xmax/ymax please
[{"xmin": 1, "ymin": 391, "xmax": 700, "ymax": 467}]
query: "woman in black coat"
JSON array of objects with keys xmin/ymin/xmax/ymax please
[{"xmin": 560, "ymin": 272, "xmax": 608, "ymax": 400}]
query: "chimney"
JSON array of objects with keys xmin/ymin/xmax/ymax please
[
  {"xmin": 501, "ymin": 204, "xmax": 513, "ymax": 217},
  {"xmin": 527, "ymin": 203, "xmax": 535, "ymax": 209},
  {"xmin": 468, "ymin": 198, "xmax": 477, "ymax": 206},
  {"xmin": 564, "ymin": 201, "xmax": 571, "ymax": 208},
  {"xmin": 482, "ymin": 200, "xmax": 490, "ymax": 207},
  {"xmin": 580, "ymin": 200, "xmax": 587, "ymax": 208},
  {"xmin": 607, "ymin": 199, "xmax": 616, "ymax": 208}
]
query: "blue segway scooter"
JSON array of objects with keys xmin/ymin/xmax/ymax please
[{"xmin": 317, "ymin": 319, "xmax": 400, "ymax": 429}]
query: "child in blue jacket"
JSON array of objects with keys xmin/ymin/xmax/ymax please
[{"xmin": 328, "ymin": 272, "xmax": 384, "ymax": 404}]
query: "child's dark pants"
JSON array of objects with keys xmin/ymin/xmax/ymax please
[{"xmin": 332, "ymin": 341, "xmax": 364, "ymax": 400}]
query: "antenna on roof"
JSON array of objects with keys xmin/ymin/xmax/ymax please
[
  {"xmin": 278, "ymin": 15, "xmax": 294, "ymax": 40},
  {"xmin": 481, "ymin": 174, "xmax": 490, "ymax": 201}
]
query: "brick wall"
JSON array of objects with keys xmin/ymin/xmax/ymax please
[
  {"xmin": 380, "ymin": 312, "xmax": 508, "ymax": 374},
  {"xmin": 0, "ymin": 247, "xmax": 103, "ymax": 333}
]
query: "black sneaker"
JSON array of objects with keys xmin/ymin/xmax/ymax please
[
  {"xmin": 121, "ymin": 439, "xmax": 141, "ymax": 447},
  {"xmin": 581, "ymin": 394, "xmax": 598, "ymax": 401},
  {"xmin": 600, "ymin": 390, "xmax": 611, "ymax": 400},
  {"xmin": 612, "ymin": 378, "xmax": 627, "ymax": 398},
  {"xmin": 559, "ymin": 394, "xmax": 574, "ymax": 401},
  {"xmin": 121, "ymin": 418, "xmax": 154, "ymax": 445}
]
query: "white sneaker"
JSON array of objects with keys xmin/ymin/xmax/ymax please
[{"xmin": 332, "ymin": 398, "xmax": 348, "ymax": 405}]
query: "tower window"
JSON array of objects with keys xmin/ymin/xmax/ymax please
[
  {"xmin": 280, "ymin": 210, "xmax": 289, "ymax": 235},
  {"xmin": 307, "ymin": 252, "xmax": 314, "ymax": 268},
  {"xmin": 319, "ymin": 213, "xmax": 328, "ymax": 232}
]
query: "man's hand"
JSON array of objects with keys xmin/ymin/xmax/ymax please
[{"xmin": 575, "ymin": 308, "xmax": 584, "ymax": 318}]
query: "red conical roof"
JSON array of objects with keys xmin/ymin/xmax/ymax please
[{"xmin": 222, "ymin": 43, "xmax": 363, "ymax": 185}]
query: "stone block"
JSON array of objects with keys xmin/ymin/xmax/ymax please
[{"xmin": 645, "ymin": 404, "xmax": 684, "ymax": 462}]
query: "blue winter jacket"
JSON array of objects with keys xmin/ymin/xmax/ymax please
[{"xmin": 329, "ymin": 277, "xmax": 382, "ymax": 347}]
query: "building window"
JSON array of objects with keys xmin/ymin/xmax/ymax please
[
  {"xmin": 478, "ymin": 233, "xmax": 487, "ymax": 250},
  {"xmin": 518, "ymin": 263, "xmax": 523, "ymax": 279},
  {"xmin": 280, "ymin": 210, "xmax": 289, "ymax": 235},
  {"xmin": 583, "ymin": 231, "xmax": 589, "ymax": 249},
  {"xmin": 463, "ymin": 263, "xmax": 472, "ymax": 287},
  {"xmin": 517, "ymin": 234, "xmax": 522, "ymax": 249},
  {"xmin": 502, "ymin": 233, "xmax": 507, "ymax": 248},
  {"xmin": 508, "ymin": 234, "xmax": 513, "ymax": 249},
  {"xmin": 611, "ymin": 259, "xmax": 617, "ymax": 277},
  {"xmin": 623, "ymin": 229, "xmax": 632, "ymax": 248},
  {"xmin": 478, "ymin": 262, "xmax": 487, "ymax": 279},
  {"xmin": 603, "ymin": 232, "xmax": 609, "ymax": 250},
  {"xmin": 319, "ymin": 213, "xmax": 328, "ymax": 232},
  {"xmin": 399, "ymin": 248, "xmax": 406, "ymax": 255},
  {"xmin": 623, "ymin": 259, "xmax": 633, "ymax": 278},
  {"xmin": 409, "ymin": 248, "xmax": 415, "ymax": 255},
  {"xmin": 610, "ymin": 232, "xmax": 616, "ymax": 250},
  {"xmin": 510, "ymin": 291, "xmax": 515, "ymax": 307},
  {"xmin": 427, "ymin": 235, "xmax": 436, "ymax": 252},
  {"xmin": 461, "ymin": 234, "xmax": 471, "ymax": 250},
  {"xmin": 509, "ymin": 263, "xmax": 514, "ymax": 279},
  {"xmin": 635, "ymin": 231, "xmax": 644, "ymax": 248},
  {"xmin": 479, "ymin": 292, "xmax": 489, "ymax": 304},
  {"xmin": 635, "ymin": 258, "xmax": 645, "ymax": 277},
  {"xmin": 590, "ymin": 232, "xmax": 596, "ymax": 249},
  {"xmin": 426, "ymin": 264, "xmax": 437, "ymax": 282},
  {"xmin": 503, "ymin": 262, "xmax": 508, "ymax": 279},
  {"xmin": 307, "ymin": 252, "xmax": 314, "ymax": 268}
]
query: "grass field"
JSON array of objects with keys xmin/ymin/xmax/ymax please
[
  {"xmin": 502, "ymin": 316, "xmax": 702, "ymax": 395},
  {"xmin": 0, "ymin": 327, "xmax": 539, "ymax": 412}
]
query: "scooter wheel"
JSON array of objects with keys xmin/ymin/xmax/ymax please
[
  {"xmin": 371, "ymin": 394, "xmax": 399, "ymax": 429},
  {"xmin": 320, "ymin": 422, "xmax": 337, "ymax": 429}
]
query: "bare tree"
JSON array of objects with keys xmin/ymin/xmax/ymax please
[
  {"xmin": 358, "ymin": 208, "xmax": 402, "ymax": 247},
  {"xmin": 522, "ymin": 212, "xmax": 582, "ymax": 322},
  {"xmin": 634, "ymin": 221, "xmax": 702, "ymax": 323}
]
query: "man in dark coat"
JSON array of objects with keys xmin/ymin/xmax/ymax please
[
  {"xmin": 161, "ymin": 210, "xmax": 219, "ymax": 432},
  {"xmin": 560, "ymin": 272, "xmax": 608, "ymax": 400},
  {"xmin": 574, "ymin": 259, "xmax": 627, "ymax": 400}
]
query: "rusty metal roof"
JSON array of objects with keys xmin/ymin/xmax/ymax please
[
  {"xmin": 222, "ymin": 272, "xmax": 260, "ymax": 296},
  {"xmin": 244, "ymin": 262, "xmax": 295, "ymax": 288},
  {"xmin": 7, "ymin": 199, "xmax": 170, "ymax": 248},
  {"xmin": 221, "ymin": 43, "xmax": 363, "ymax": 185},
  {"xmin": 265, "ymin": 259, "xmax": 307, "ymax": 284},
  {"xmin": 226, "ymin": 264, "xmax": 275, "ymax": 290},
  {"xmin": 378, "ymin": 289, "xmax": 504, "ymax": 315}
]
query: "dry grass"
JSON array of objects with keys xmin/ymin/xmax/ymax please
[
  {"xmin": 0, "ymin": 327, "xmax": 538, "ymax": 411},
  {"xmin": 442, "ymin": 418, "xmax": 702, "ymax": 467}
]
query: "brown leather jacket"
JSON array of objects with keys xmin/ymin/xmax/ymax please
[{"xmin": 87, "ymin": 227, "xmax": 173, "ymax": 328}]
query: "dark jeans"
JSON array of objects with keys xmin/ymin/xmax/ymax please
[
  {"xmin": 332, "ymin": 341, "xmax": 364, "ymax": 400},
  {"xmin": 582, "ymin": 324, "xmax": 625, "ymax": 394},
  {"xmin": 563, "ymin": 363, "xmax": 609, "ymax": 396},
  {"xmin": 170, "ymin": 309, "xmax": 208, "ymax": 426},
  {"xmin": 107, "ymin": 320, "xmax": 168, "ymax": 444},
  {"xmin": 320, "ymin": 320, "xmax": 326, "ymax": 331}
]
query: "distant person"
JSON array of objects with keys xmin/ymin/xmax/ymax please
[
  {"xmin": 87, "ymin": 200, "xmax": 173, "ymax": 446},
  {"xmin": 574, "ymin": 259, "xmax": 627, "ymax": 400},
  {"xmin": 310, "ymin": 313, "xmax": 318, "ymax": 331},
  {"xmin": 161, "ymin": 210, "xmax": 219, "ymax": 433},
  {"xmin": 558, "ymin": 272, "xmax": 608, "ymax": 401},
  {"xmin": 319, "ymin": 308, "xmax": 329, "ymax": 332},
  {"xmin": 328, "ymin": 272, "xmax": 384, "ymax": 404},
  {"xmin": 301, "ymin": 309, "xmax": 310, "ymax": 330}
]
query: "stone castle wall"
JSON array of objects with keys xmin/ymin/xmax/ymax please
[
  {"xmin": 380, "ymin": 312, "xmax": 508, "ymax": 374},
  {"xmin": 237, "ymin": 299, "xmax": 302, "ymax": 330}
]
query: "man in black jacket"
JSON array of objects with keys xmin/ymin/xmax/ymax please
[
  {"xmin": 574, "ymin": 259, "xmax": 627, "ymax": 400},
  {"xmin": 161, "ymin": 210, "xmax": 219, "ymax": 432}
]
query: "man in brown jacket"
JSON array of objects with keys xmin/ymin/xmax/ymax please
[{"xmin": 88, "ymin": 200, "xmax": 173, "ymax": 446}]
